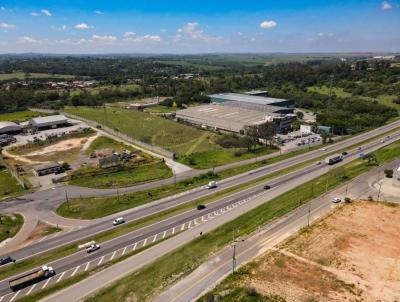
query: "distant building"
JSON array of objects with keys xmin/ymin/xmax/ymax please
[
  {"xmin": 28, "ymin": 115, "xmax": 68, "ymax": 130},
  {"xmin": 33, "ymin": 162, "xmax": 61, "ymax": 176},
  {"xmin": 0, "ymin": 122, "xmax": 22, "ymax": 135},
  {"xmin": 209, "ymin": 93, "xmax": 294, "ymax": 113},
  {"xmin": 243, "ymin": 90, "xmax": 269, "ymax": 97},
  {"xmin": 393, "ymin": 166, "xmax": 400, "ymax": 188}
]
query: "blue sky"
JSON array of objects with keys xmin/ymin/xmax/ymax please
[{"xmin": 0, "ymin": 0, "xmax": 399, "ymax": 53}]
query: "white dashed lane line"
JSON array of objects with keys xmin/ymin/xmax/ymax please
[
  {"xmin": 56, "ymin": 271, "xmax": 65, "ymax": 283},
  {"xmin": 143, "ymin": 238, "xmax": 147, "ymax": 246},
  {"xmin": 180, "ymin": 223, "xmax": 186, "ymax": 231},
  {"xmin": 71, "ymin": 265, "xmax": 80, "ymax": 277},
  {"xmin": 9, "ymin": 291, "xmax": 20, "ymax": 302},
  {"xmin": 84, "ymin": 261, "xmax": 90, "ymax": 272},
  {"xmin": 132, "ymin": 242, "xmax": 137, "ymax": 251},
  {"xmin": 122, "ymin": 247, "xmax": 127, "ymax": 255},
  {"xmin": 162, "ymin": 231, "xmax": 167, "ymax": 239},
  {"xmin": 152, "ymin": 235, "xmax": 157, "ymax": 243},
  {"xmin": 97, "ymin": 256, "xmax": 104, "ymax": 266},
  {"xmin": 42, "ymin": 277, "xmax": 52, "ymax": 289},
  {"xmin": 110, "ymin": 251, "xmax": 117, "ymax": 260},
  {"xmin": 172, "ymin": 227, "xmax": 175, "ymax": 235},
  {"xmin": 26, "ymin": 284, "xmax": 36, "ymax": 295},
  {"xmin": 0, "ymin": 295, "xmax": 4, "ymax": 302}
]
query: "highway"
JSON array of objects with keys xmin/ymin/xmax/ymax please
[
  {"xmin": 0, "ymin": 127, "xmax": 399, "ymax": 300},
  {"xmin": 1, "ymin": 120, "xmax": 399, "ymax": 264}
]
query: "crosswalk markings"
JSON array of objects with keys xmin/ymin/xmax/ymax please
[
  {"xmin": 42, "ymin": 277, "xmax": 52, "ymax": 289},
  {"xmin": 26, "ymin": 284, "xmax": 36, "ymax": 295},
  {"xmin": 56, "ymin": 271, "xmax": 65, "ymax": 283},
  {"xmin": 9, "ymin": 291, "xmax": 20, "ymax": 302},
  {"xmin": 97, "ymin": 256, "xmax": 104, "ymax": 266},
  {"xmin": 110, "ymin": 251, "xmax": 116, "ymax": 260},
  {"xmin": 84, "ymin": 262, "xmax": 90, "ymax": 271},
  {"xmin": 71, "ymin": 265, "xmax": 80, "ymax": 277}
]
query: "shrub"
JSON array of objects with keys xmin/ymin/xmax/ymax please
[
  {"xmin": 344, "ymin": 197, "xmax": 352, "ymax": 203},
  {"xmin": 384, "ymin": 169, "xmax": 393, "ymax": 178}
]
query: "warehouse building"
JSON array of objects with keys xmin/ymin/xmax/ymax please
[
  {"xmin": 209, "ymin": 93, "xmax": 294, "ymax": 113},
  {"xmin": 176, "ymin": 104, "xmax": 295, "ymax": 134},
  {"xmin": 0, "ymin": 121, "xmax": 22, "ymax": 135},
  {"xmin": 28, "ymin": 115, "xmax": 68, "ymax": 130}
]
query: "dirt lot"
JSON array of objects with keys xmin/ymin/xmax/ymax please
[{"xmin": 209, "ymin": 201, "xmax": 400, "ymax": 302}]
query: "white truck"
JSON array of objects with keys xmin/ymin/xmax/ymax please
[
  {"xmin": 9, "ymin": 265, "xmax": 55, "ymax": 291},
  {"xmin": 325, "ymin": 154, "xmax": 343, "ymax": 165}
]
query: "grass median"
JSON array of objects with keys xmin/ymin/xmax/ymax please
[
  {"xmin": 84, "ymin": 140, "xmax": 400, "ymax": 302},
  {"xmin": 0, "ymin": 214, "xmax": 23, "ymax": 242}
]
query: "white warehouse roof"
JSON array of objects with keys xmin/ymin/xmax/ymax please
[
  {"xmin": 29, "ymin": 115, "xmax": 68, "ymax": 128},
  {"xmin": 0, "ymin": 121, "xmax": 22, "ymax": 134}
]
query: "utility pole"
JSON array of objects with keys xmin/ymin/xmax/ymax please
[
  {"xmin": 345, "ymin": 183, "xmax": 349, "ymax": 199},
  {"xmin": 65, "ymin": 190, "xmax": 70, "ymax": 210},
  {"xmin": 377, "ymin": 182, "xmax": 382, "ymax": 201}
]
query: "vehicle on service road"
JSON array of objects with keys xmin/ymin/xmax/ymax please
[
  {"xmin": 325, "ymin": 154, "xmax": 343, "ymax": 165},
  {"xmin": 263, "ymin": 185, "xmax": 271, "ymax": 190},
  {"xmin": 9, "ymin": 265, "xmax": 55, "ymax": 291},
  {"xmin": 0, "ymin": 256, "xmax": 14, "ymax": 266},
  {"xmin": 197, "ymin": 204, "xmax": 206, "ymax": 210},
  {"xmin": 207, "ymin": 181, "xmax": 217, "ymax": 189},
  {"xmin": 86, "ymin": 244, "xmax": 100, "ymax": 253},
  {"xmin": 113, "ymin": 217, "xmax": 125, "ymax": 225},
  {"xmin": 332, "ymin": 197, "xmax": 342, "ymax": 203}
]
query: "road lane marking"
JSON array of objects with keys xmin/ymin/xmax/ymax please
[
  {"xmin": 110, "ymin": 251, "xmax": 117, "ymax": 260},
  {"xmin": 56, "ymin": 271, "xmax": 65, "ymax": 283},
  {"xmin": 26, "ymin": 284, "xmax": 36, "ymax": 295},
  {"xmin": 152, "ymin": 235, "xmax": 157, "ymax": 243},
  {"xmin": 0, "ymin": 295, "xmax": 4, "ymax": 302},
  {"xmin": 98, "ymin": 256, "xmax": 104, "ymax": 266},
  {"xmin": 71, "ymin": 265, "xmax": 80, "ymax": 277},
  {"xmin": 143, "ymin": 238, "xmax": 147, "ymax": 246},
  {"xmin": 42, "ymin": 277, "xmax": 52, "ymax": 289},
  {"xmin": 180, "ymin": 223, "xmax": 186, "ymax": 231},
  {"xmin": 202, "ymin": 216, "xmax": 206, "ymax": 222},
  {"xmin": 132, "ymin": 242, "xmax": 137, "ymax": 251},
  {"xmin": 208, "ymin": 213, "xmax": 213, "ymax": 219},
  {"xmin": 172, "ymin": 227, "xmax": 175, "ymax": 235},
  {"xmin": 9, "ymin": 291, "xmax": 20, "ymax": 302},
  {"xmin": 162, "ymin": 231, "xmax": 167, "ymax": 239},
  {"xmin": 122, "ymin": 247, "xmax": 127, "ymax": 255},
  {"xmin": 38, "ymin": 235, "xmax": 48, "ymax": 243},
  {"xmin": 84, "ymin": 262, "xmax": 90, "ymax": 271}
]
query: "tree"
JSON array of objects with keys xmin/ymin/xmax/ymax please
[
  {"xmin": 384, "ymin": 169, "xmax": 393, "ymax": 178},
  {"xmin": 363, "ymin": 153, "xmax": 378, "ymax": 166},
  {"xmin": 244, "ymin": 125, "xmax": 260, "ymax": 151},
  {"xmin": 296, "ymin": 111, "xmax": 304, "ymax": 120},
  {"xmin": 258, "ymin": 122, "xmax": 275, "ymax": 146}
]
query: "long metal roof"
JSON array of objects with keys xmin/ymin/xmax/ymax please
[
  {"xmin": 209, "ymin": 93, "xmax": 289, "ymax": 105},
  {"xmin": 30, "ymin": 115, "xmax": 67, "ymax": 125}
]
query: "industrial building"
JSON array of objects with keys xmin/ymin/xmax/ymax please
[
  {"xmin": 33, "ymin": 162, "xmax": 61, "ymax": 176},
  {"xmin": 208, "ymin": 93, "xmax": 294, "ymax": 113},
  {"xmin": 0, "ymin": 122, "xmax": 22, "ymax": 134},
  {"xmin": 28, "ymin": 115, "xmax": 68, "ymax": 130},
  {"xmin": 176, "ymin": 104, "xmax": 296, "ymax": 134}
]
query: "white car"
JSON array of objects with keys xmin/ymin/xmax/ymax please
[
  {"xmin": 207, "ymin": 181, "xmax": 217, "ymax": 189},
  {"xmin": 86, "ymin": 244, "xmax": 100, "ymax": 253},
  {"xmin": 113, "ymin": 217, "xmax": 125, "ymax": 225},
  {"xmin": 332, "ymin": 197, "xmax": 342, "ymax": 203}
]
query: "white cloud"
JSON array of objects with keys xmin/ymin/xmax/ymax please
[
  {"xmin": 260, "ymin": 20, "xmax": 277, "ymax": 29},
  {"xmin": 123, "ymin": 31, "xmax": 136, "ymax": 38},
  {"xmin": 176, "ymin": 22, "xmax": 221, "ymax": 42},
  {"xmin": 382, "ymin": 1, "xmax": 393, "ymax": 10},
  {"xmin": 31, "ymin": 12, "xmax": 40, "ymax": 16},
  {"xmin": 94, "ymin": 10, "xmax": 104, "ymax": 15},
  {"xmin": 75, "ymin": 23, "xmax": 92, "ymax": 30},
  {"xmin": 92, "ymin": 34, "xmax": 117, "ymax": 42},
  {"xmin": 0, "ymin": 22, "xmax": 16, "ymax": 29},
  {"xmin": 133, "ymin": 35, "xmax": 162, "ymax": 42},
  {"xmin": 318, "ymin": 32, "xmax": 335, "ymax": 38},
  {"xmin": 41, "ymin": 9, "xmax": 52, "ymax": 16},
  {"xmin": 1, "ymin": 6, "xmax": 5, "ymax": 11},
  {"xmin": 52, "ymin": 25, "xmax": 67, "ymax": 31},
  {"xmin": 19, "ymin": 36, "xmax": 39, "ymax": 44},
  {"xmin": 237, "ymin": 32, "xmax": 243, "ymax": 36}
]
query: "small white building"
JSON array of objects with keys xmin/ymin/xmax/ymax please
[
  {"xmin": 393, "ymin": 166, "xmax": 400, "ymax": 188},
  {"xmin": 0, "ymin": 121, "xmax": 22, "ymax": 134},
  {"xmin": 28, "ymin": 115, "xmax": 68, "ymax": 129}
]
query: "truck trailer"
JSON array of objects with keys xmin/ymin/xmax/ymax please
[
  {"xmin": 325, "ymin": 154, "xmax": 343, "ymax": 165},
  {"xmin": 9, "ymin": 265, "xmax": 55, "ymax": 291}
]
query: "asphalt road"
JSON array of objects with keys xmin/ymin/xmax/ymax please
[{"xmin": 0, "ymin": 129, "xmax": 399, "ymax": 300}]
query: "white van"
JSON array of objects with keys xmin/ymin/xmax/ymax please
[
  {"xmin": 207, "ymin": 181, "xmax": 217, "ymax": 189},
  {"xmin": 113, "ymin": 217, "xmax": 125, "ymax": 225}
]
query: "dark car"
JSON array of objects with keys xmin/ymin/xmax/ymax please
[
  {"xmin": 197, "ymin": 204, "xmax": 206, "ymax": 210},
  {"xmin": 342, "ymin": 151, "xmax": 348, "ymax": 156},
  {"xmin": 0, "ymin": 256, "xmax": 14, "ymax": 265},
  {"xmin": 263, "ymin": 185, "xmax": 271, "ymax": 190}
]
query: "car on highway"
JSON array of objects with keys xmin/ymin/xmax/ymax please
[
  {"xmin": 321, "ymin": 148, "xmax": 327, "ymax": 151},
  {"xmin": 113, "ymin": 217, "xmax": 125, "ymax": 225},
  {"xmin": 86, "ymin": 244, "xmax": 100, "ymax": 253},
  {"xmin": 263, "ymin": 185, "xmax": 271, "ymax": 190},
  {"xmin": 207, "ymin": 181, "xmax": 217, "ymax": 189},
  {"xmin": 332, "ymin": 197, "xmax": 342, "ymax": 203},
  {"xmin": 197, "ymin": 204, "xmax": 206, "ymax": 210},
  {"xmin": 0, "ymin": 256, "xmax": 14, "ymax": 265},
  {"xmin": 342, "ymin": 151, "xmax": 348, "ymax": 156}
]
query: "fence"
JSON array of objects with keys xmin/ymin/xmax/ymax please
[{"xmin": 29, "ymin": 108, "xmax": 176, "ymax": 159}]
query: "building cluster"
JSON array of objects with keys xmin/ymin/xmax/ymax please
[{"xmin": 176, "ymin": 91, "xmax": 296, "ymax": 134}]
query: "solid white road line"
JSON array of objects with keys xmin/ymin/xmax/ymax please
[
  {"xmin": 71, "ymin": 265, "xmax": 80, "ymax": 277},
  {"xmin": 143, "ymin": 238, "xmax": 147, "ymax": 246},
  {"xmin": 38, "ymin": 235, "xmax": 48, "ymax": 243},
  {"xmin": 162, "ymin": 231, "xmax": 167, "ymax": 239},
  {"xmin": 110, "ymin": 251, "xmax": 117, "ymax": 260},
  {"xmin": 84, "ymin": 262, "xmax": 90, "ymax": 272},
  {"xmin": 9, "ymin": 291, "xmax": 20, "ymax": 302},
  {"xmin": 152, "ymin": 235, "xmax": 157, "ymax": 243},
  {"xmin": 26, "ymin": 284, "xmax": 36, "ymax": 296},
  {"xmin": 132, "ymin": 242, "xmax": 137, "ymax": 251},
  {"xmin": 42, "ymin": 277, "xmax": 52, "ymax": 289},
  {"xmin": 56, "ymin": 271, "xmax": 65, "ymax": 283},
  {"xmin": 122, "ymin": 247, "xmax": 127, "ymax": 255},
  {"xmin": 97, "ymin": 256, "xmax": 104, "ymax": 266}
]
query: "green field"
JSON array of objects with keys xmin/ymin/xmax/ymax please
[
  {"xmin": 0, "ymin": 110, "xmax": 45, "ymax": 122},
  {"xmin": 0, "ymin": 214, "xmax": 23, "ymax": 242},
  {"xmin": 0, "ymin": 166, "xmax": 25, "ymax": 200},
  {"xmin": 85, "ymin": 139, "xmax": 400, "ymax": 302},
  {"xmin": 307, "ymin": 85, "xmax": 352, "ymax": 98},
  {"xmin": 0, "ymin": 72, "xmax": 75, "ymax": 81}
]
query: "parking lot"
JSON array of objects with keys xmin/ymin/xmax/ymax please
[{"xmin": 278, "ymin": 131, "xmax": 322, "ymax": 152}]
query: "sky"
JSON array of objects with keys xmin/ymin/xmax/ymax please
[{"xmin": 0, "ymin": 0, "xmax": 399, "ymax": 54}]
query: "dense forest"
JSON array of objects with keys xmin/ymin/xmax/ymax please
[{"xmin": 0, "ymin": 55, "xmax": 399, "ymax": 134}]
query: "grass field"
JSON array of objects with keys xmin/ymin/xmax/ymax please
[
  {"xmin": 84, "ymin": 139, "xmax": 400, "ymax": 302},
  {"xmin": 0, "ymin": 110, "xmax": 45, "ymax": 122},
  {"xmin": 0, "ymin": 214, "xmax": 23, "ymax": 242},
  {"xmin": 0, "ymin": 166, "xmax": 25, "ymax": 200},
  {"xmin": 0, "ymin": 72, "xmax": 75, "ymax": 81}
]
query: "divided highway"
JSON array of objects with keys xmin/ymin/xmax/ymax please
[{"xmin": 0, "ymin": 128, "xmax": 399, "ymax": 300}]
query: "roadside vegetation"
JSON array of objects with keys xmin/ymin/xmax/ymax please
[
  {"xmin": 83, "ymin": 140, "xmax": 400, "ymax": 302},
  {"xmin": 0, "ymin": 110, "xmax": 44, "ymax": 122},
  {"xmin": 0, "ymin": 160, "xmax": 25, "ymax": 200},
  {"xmin": 0, "ymin": 214, "xmax": 23, "ymax": 242}
]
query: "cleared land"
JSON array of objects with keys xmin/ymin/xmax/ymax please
[
  {"xmin": 0, "ymin": 110, "xmax": 44, "ymax": 122},
  {"xmin": 0, "ymin": 162, "xmax": 25, "ymax": 200},
  {"xmin": 200, "ymin": 201, "xmax": 400, "ymax": 302},
  {"xmin": 0, "ymin": 214, "xmax": 23, "ymax": 243},
  {"xmin": 64, "ymin": 106, "xmax": 275, "ymax": 168}
]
